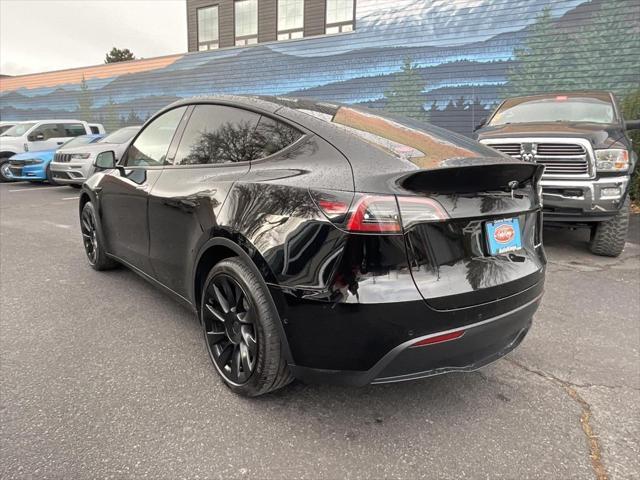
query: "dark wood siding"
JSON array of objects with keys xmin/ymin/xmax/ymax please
[
  {"xmin": 304, "ymin": 0, "xmax": 326, "ymax": 37},
  {"xmin": 258, "ymin": 0, "xmax": 277, "ymax": 43}
]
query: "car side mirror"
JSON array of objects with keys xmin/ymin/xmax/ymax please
[
  {"xmin": 94, "ymin": 151, "xmax": 117, "ymax": 170},
  {"xmin": 28, "ymin": 133, "xmax": 45, "ymax": 141},
  {"xmin": 474, "ymin": 117, "xmax": 487, "ymax": 131},
  {"xmin": 625, "ymin": 119, "xmax": 640, "ymax": 131}
]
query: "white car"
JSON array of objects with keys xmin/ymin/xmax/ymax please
[
  {"xmin": 0, "ymin": 119, "xmax": 105, "ymax": 182},
  {"xmin": 0, "ymin": 121, "xmax": 20, "ymax": 135},
  {"xmin": 50, "ymin": 126, "xmax": 141, "ymax": 186}
]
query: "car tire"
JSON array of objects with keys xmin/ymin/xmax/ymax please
[
  {"xmin": 45, "ymin": 165, "xmax": 59, "ymax": 186},
  {"xmin": 201, "ymin": 257, "xmax": 293, "ymax": 397},
  {"xmin": 589, "ymin": 197, "xmax": 630, "ymax": 257},
  {"xmin": 0, "ymin": 158, "xmax": 15, "ymax": 183},
  {"xmin": 80, "ymin": 202, "xmax": 118, "ymax": 271}
]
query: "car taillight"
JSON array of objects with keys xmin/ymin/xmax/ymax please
[
  {"xmin": 346, "ymin": 195, "xmax": 403, "ymax": 233},
  {"xmin": 311, "ymin": 189, "xmax": 448, "ymax": 234}
]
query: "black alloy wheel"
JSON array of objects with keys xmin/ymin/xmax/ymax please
[
  {"xmin": 80, "ymin": 202, "xmax": 118, "ymax": 271},
  {"xmin": 81, "ymin": 205, "xmax": 99, "ymax": 265},
  {"xmin": 201, "ymin": 258, "xmax": 293, "ymax": 396},
  {"xmin": 203, "ymin": 274, "xmax": 258, "ymax": 384}
]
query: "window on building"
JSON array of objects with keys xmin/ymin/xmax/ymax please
[
  {"xmin": 326, "ymin": 0, "xmax": 355, "ymax": 34},
  {"xmin": 235, "ymin": 0, "xmax": 258, "ymax": 46},
  {"xmin": 197, "ymin": 5, "xmax": 220, "ymax": 51},
  {"xmin": 278, "ymin": 0, "xmax": 304, "ymax": 40},
  {"xmin": 125, "ymin": 107, "xmax": 187, "ymax": 167}
]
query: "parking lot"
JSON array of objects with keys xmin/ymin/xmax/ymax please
[{"xmin": 0, "ymin": 181, "xmax": 638, "ymax": 479}]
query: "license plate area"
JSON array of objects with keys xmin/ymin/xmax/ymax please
[{"xmin": 485, "ymin": 218, "xmax": 522, "ymax": 255}]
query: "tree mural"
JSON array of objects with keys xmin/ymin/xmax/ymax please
[
  {"xmin": 383, "ymin": 58, "xmax": 428, "ymax": 121},
  {"xmin": 76, "ymin": 75, "xmax": 93, "ymax": 122},
  {"xmin": 507, "ymin": 1, "xmax": 640, "ymax": 97}
]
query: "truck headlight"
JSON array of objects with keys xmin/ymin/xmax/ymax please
[
  {"xmin": 70, "ymin": 153, "xmax": 90, "ymax": 159},
  {"xmin": 595, "ymin": 149, "xmax": 629, "ymax": 172}
]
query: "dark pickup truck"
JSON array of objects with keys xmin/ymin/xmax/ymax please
[{"xmin": 475, "ymin": 91, "xmax": 639, "ymax": 257}]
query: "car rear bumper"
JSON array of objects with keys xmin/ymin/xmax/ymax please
[
  {"xmin": 541, "ymin": 176, "xmax": 629, "ymax": 222},
  {"xmin": 285, "ymin": 287, "xmax": 542, "ymax": 387}
]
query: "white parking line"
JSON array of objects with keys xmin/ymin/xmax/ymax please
[
  {"xmin": 8, "ymin": 186, "xmax": 65, "ymax": 192},
  {"xmin": 62, "ymin": 196, "xmax": 80, "ymax": 200}
]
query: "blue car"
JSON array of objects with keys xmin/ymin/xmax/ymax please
[{"xmin": 7, "ymin": 134, "xmax": 104, "ymax": 184}]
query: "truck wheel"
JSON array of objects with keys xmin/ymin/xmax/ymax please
[
  {"xmin": 0, "ymin": 159, "xmax": 15, "ymax": 183},
  {"xmin": 589, "ymin": 197, "xmax": 630, "ymax": 257}
]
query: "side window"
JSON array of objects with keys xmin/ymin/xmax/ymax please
[
  {"xmin": 125, "ymin": 107, "xmax": 187, "ymax": 167},
  {"xmin": 174, "ymin": 105, "xmax": 262, "ymax": 165},
  {"xmin": 31, "ymin": 123, "xmax": 62, "ymax": 140},
  {"xmin": 90, "ymin": 126, "xmax": 100, "ymax": 134},
  {"xmin": 253, "ymin": 116, "xmax": 303, "ymax": 158},
  {"xmin": 62, "ymin": 123, "xmax": 87, "ymax": 137}
]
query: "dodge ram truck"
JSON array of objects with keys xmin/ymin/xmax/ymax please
[{"xmin": 476, "ymin": 91, "xmax": 639, "ymax": 257}]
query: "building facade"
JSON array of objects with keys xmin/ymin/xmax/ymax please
[{"xmin": 1, "ymin": 0, "xmax": 638, "ymax": 137}]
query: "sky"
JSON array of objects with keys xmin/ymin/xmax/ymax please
[{"xmin": 0, "ymin": 0, "xmax": 186, "ymax": 76}]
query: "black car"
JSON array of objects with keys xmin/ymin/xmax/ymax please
[
  {"xmin": 80, "ymin": 96, "xmax": 546, "ymax": 396},
  {"xmin": 475, "ymin": 91, "xmax": 639, "ymax": 257}
]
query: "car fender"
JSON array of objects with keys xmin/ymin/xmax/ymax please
[{"xmin": 192, "ymin": 235, "xmax": 294, "ymax": 363}]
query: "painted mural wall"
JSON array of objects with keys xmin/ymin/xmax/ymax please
[{"xmin": 1, "ymin": 0, "xmax": 639, "ymax": 137}]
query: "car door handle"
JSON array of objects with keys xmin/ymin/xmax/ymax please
[{"xmin": 56, "ymin": 141, "xmax": 64, "ymax": 145}]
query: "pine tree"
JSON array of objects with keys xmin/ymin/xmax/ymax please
[
  {"xmin": 506, "ymin": 7, "xmax": 577, "ymax": 96},
  {"xmin": 383, "ymin": 57, "xmax": 428, "ymax": 121},
  {"xmin": 105, "ymin": 47, "xmax": 136, "ymax": 63},
  {"xmin": 103, "ymin": 97, "xmax": 119, "ymax": 132},
  {"xmin": 77, "ymin": 75, "xmax": 93, "ymax": 122}
]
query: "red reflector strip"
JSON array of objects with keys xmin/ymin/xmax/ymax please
[
  {"xmin": 410, "ymin": 330, "xmax": 465, "ymax": 348},
  {"xmin": 555, "ymin": 95, "xmax": 568, "ymax": 101}
]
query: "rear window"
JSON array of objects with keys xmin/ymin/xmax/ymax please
[
  {"xmin": 62, "ymin": 123, "xmax": 87, "ymax": 137},
  {"xmin": 298, "ymin": 104, "xmax": 495, "ymax": 169},
  {"xmin": 489, "ymin": 95, "xmax": 616, "ymax": 126}
]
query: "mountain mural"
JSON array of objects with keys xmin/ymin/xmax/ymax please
[{"xmin": 1, "ymin": 0, "xmax": 638, "ymax": 136}]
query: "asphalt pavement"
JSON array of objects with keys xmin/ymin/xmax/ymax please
[{"xmin": 1, "ymin": 182, "xmax": 638, "ymax": 479}]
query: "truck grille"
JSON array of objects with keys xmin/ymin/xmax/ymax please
[
  {"xmin": 54, "ymin": 153, "xmax": 71, "ymax": 163},
  {"xmin": 484, "ymin": 140, "xmax": 591, "ymax": 179}
]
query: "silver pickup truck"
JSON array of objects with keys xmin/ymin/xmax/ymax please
[{"xmin": 475, "ymin": 91, "xmax": 639, "ymax": 257}]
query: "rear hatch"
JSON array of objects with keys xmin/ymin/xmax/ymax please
[{"xmin": 398, "ymin": 162, "xmax": 545, "ymax": 310}]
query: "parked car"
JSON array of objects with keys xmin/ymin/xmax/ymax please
[
  {"xmin": 80, "ymin": 96, "xmax": 545, "ymax": 397},
  {"xmin": 0, "ymin": 120, "xmax": 105, "ymax": 182},
  {"xmin": 50, "ymin": 126, "xmax": 140, "ymax": 186},
  {"xmin": 6, "ymin": 134, "xmax": 104, "ymax": 184},
  {"xmin": 476, "ymin": 91, "xmax": 639, "ymax": 257},
  {"xmin": 0, "ymin": 121, "xmax": 20, "ymax": 135}
]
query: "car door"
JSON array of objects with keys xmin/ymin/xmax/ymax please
[
  {"xmin": 147, "ymin": 104, "xmax": 263, "ymax": 297},
  {"xmin": 98, "ymin": 106, "xmax": 188, "ymax": 274},
  {"xmin": 26, "ymin": 123, "xmax": 64, "ymax": 151}
]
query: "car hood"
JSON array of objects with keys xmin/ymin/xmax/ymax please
[
  {"xmin": 10, "ymin": 149, "xmax": 56, "ymax": 161},
  {"xmin": 58, "ymin": 142, "xmax": 120, "ymax": 155},
  {"xmin": 475, "ymin": 122, "xmax": 628, "ymax": 149}
]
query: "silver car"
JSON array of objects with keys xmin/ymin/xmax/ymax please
[{"xmin": 50, "ymin": 126, "xmax": 140, "ymax": 186}]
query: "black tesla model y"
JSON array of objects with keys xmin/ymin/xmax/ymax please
[{"xmin": 80, "ymin": 96, "xmax": 546, "ymax": 396}]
